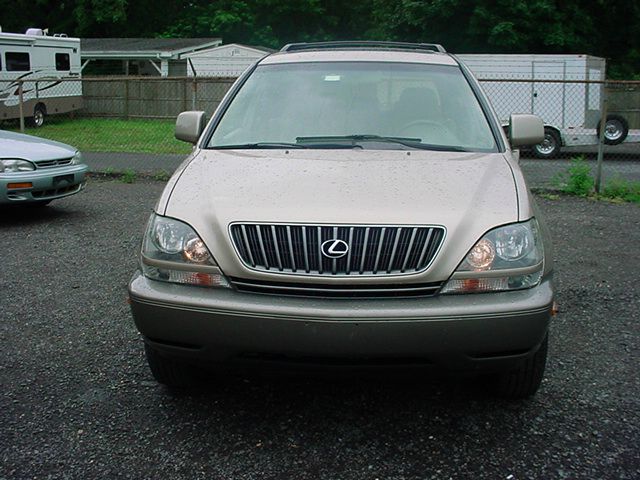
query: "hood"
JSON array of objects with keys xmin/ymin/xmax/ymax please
[
  {"xmin": 0, "ymin": 129, "xmax": 77, "ymax": 161},
  {"xmin": 164, "ymin": 149, "xmax": 521, "ymax": 282}
]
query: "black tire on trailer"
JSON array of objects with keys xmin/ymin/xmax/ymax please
[
  {"xmin": 144, "ymin": 342, "xmax": 197, "ymax": 388},
  {"xmin": 533, "ymin": 128, "xmax": 562, "ymax": 159},
  {"xmin": 597, "ymin": 114, "xmax": 629, "ymax": 145},
  {"xmin": 28, "ymin": 104, "xmax": 46, "ymax": 128},
  {"xmin": 491, "ymin": 334, "xmax": 548, "ymax": 399}
]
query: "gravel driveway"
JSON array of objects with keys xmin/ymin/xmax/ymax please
[{"xmin": 1, "ymin": 179, "xmax": 638, "ymax": 479}]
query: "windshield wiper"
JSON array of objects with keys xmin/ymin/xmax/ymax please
[
  {"xmin": 211, "ymin": 142, "xmax": 309, "ymax": 149},
  {"xmin": 211, "ymin": 141, "xmax": 359, "ymax": 150},
  {"xmin": 296, "ymin": 134, "xmax": 470, "ymax": 152}
]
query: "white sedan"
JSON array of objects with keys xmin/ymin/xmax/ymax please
[{"xmin": 0, "ymin": 130, "xmax": 87, "ymax": 206}]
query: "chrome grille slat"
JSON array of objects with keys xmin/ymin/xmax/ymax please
[
  {"xmin": 240, "ymin": 225, "xmax": 255, "ymax": 267},
  {"xmin": 401, "ymin": 228, "xmax": 418, "ymax": 272},
  {"xmin": 346, "ymin": 227, "xmax": 354, "ymax": 275},
  {"xmin": 387, "ymin": 227, "xmax": 402, "ymax": 273},
  {"xmin": 286, "ymin": 226, "xmax": 296, "ymax": 272},
  {"xmin": 373, "ymin": 227, "xmax": 386, "ymax": 274},
  {"xmin": 230, "ymin": 223, "xmax": 444, "ymax": 277},
  {"xmin": 255, "ymin": 225, "xmax": 270, "ymax": 269},
  {"xmin": 302, "ymin": 226, "xmax": 310, "ymax": 273},
  {"xmin": 415, "ymin": 229, "xmax": 434, "ymax": 271},
  {"xmin": 270, "ymin": 225, "xmax": 283, "ymax": 271},
  {"xmin": 359, "ymin": 227, "xmax": 370, "ymax": 274}
]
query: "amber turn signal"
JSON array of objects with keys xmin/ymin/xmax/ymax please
[{"xmin": 7, "ymin": 182, "xmax": 33, "ymax": 189}]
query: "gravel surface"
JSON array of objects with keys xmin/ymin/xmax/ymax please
[{"xmin": 1, "ymin": 179, "xmax": 639, "ymax": 479}]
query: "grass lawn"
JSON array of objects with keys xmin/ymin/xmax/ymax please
[{"xmin": 8, "ymin": 117, "xmax": 192, "ymax": 155}]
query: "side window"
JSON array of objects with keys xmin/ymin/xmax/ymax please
[
  {"xmin": 55, "ymin": 53, "xmax": 70, "ymax": 71},
  {"xmin": 6, "ymin": 52, "xmax": 30, "ymax": 71}
]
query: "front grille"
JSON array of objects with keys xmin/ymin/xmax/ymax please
[
  {"xmin": 230, "ymin": 223, "xmax": 445, "ymax": 277},
  {"xmin": 34, "ymin": 158, "xmax": 73, "ymax": 168},
  {"xmin": 230, "ymin": 277, "xmax": 443, "ymax": 298}
]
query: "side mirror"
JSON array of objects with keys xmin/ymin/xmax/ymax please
[
  {"xmin": 509, "ymin": 114, "xmax": 544, "ymax": 147},
  {"xmin": 175, "ymin": 111, "xmax": 207, "ymax": 144}
]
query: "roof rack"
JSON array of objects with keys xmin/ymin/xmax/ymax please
[{"xmin": 280, "ymin": 41, "xmax": 446, "ymax": 54}]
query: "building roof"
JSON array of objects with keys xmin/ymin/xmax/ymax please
[
  {"xmin": 81, "ymin": 38, "xmax": 222, "ymax": 59},
  {"xmin": 181, "ymin": 43, "xmax": 276, "ymax": 58}
]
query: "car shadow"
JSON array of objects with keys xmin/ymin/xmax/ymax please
[{"xmin": 0, "ymin": 203, "xmax": 83, "ymax": 226}]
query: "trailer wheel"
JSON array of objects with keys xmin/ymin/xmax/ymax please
[
  {"xmin": 597, "ymin": 114, "xmax": 628, "ymax": 145},
  {"xmin": 28, "ymin": 104, "xmax": 46, "ymax": 128},
  {"xmin": 533, "ymin": 128, "xmax": 561, "ymax": 159}
]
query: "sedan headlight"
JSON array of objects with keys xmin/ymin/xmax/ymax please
[
  {"xmin": 70, "ymin": 151, "xmax": 82, "ymax": 165},
  {"xmin": 141, "ymin": 213, "xmax": 230, "ymax": 288},
  {"xmin": 0, "ymin": 159, "xmax": 35, "ymax": 173},
  {"xmin": 441, "ymin": 219, "xmax": 544, "ymax": 294}
]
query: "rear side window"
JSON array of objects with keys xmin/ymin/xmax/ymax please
[
  {"xmin": 55, "ymin": 53, "xmax": 70, "ymax": 71},
  {"xmin": 6, "ymin": 52, "xmax": 30, "ymax": 71}
]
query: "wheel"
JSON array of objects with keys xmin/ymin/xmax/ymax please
[
  {"xmin": 491, "ymin": 335, "xmax": 548, "ymax": 399},
  {"xmin": 597, "ymin": 114, "xmax": 628, "ymax": 145},
  {"xmin": 144, "ymin": 342, "xmax": 197, "ymax": 388},
  {"xmin": 533, "ymin": 128, "xmax": 561, "ymax": 159},
  {"xmin": 28, "ymin": 104, "xmax": 46, "ymax": 128}
]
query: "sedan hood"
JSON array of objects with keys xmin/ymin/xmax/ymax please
[
  {"xmin": 0, "ymin": 129, "xmax": 76, "ymax": 161},
  {"xmin": 164, "ymin": 149, "xmax": 520, "ymax": 282}
]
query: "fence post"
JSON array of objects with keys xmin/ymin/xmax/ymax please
[
  {"xmin": 182, "ymin": 78, "xmax": 188, "ymax": 113},
  {"xmin": 124, "ymin": 78, "xmax": 130, "ymax": 120},
  {"xmin": 595, "ymin": 83, "xmax": 608, "ymax": 194},
  {"xmin": 18, "ymin": 80, "xmax": 25, "ymax": 133},
  {"xmin": 192, "ymin": 77, "xmax": 197, "ymax": 110}
]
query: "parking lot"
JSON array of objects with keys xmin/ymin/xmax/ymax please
[{"xmin": 1, "ymin": 177, "xmax": 639, "ymax": 479}]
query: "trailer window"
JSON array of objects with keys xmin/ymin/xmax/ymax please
[
  {"xmin": 6, "ymin": 52, "xmax": 30, "ymax": 71},
  {"xmin": 56, "ymin": 53, "xmax": 70, "ymax": 71}
]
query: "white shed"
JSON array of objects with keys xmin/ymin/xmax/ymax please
[{"xmin": 183, "ymin": 44, "xmax": 274, "ymax": 78}]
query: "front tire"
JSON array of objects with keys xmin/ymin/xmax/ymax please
[
  {"xmin": 533, "ymin": 128, "xmax": 561, "ymax": 159},
  {"xmin": 491, "ymin": 335, "xmax": 548, "ymax": 399},
  {"xmin": 144, "ymin": 343, "xmax": 197, "ymax": 388}
]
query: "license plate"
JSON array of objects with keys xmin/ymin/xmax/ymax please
[{"xmin": 53, "ymin": 174, "xmax": 74, "ymax": 186}]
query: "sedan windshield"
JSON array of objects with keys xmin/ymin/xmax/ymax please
[{"xmin": 208, "ymin": 62, "xmax": 497, "ymax": 152}]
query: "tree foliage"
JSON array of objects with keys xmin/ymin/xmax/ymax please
[{"xmin": 1, "ymin": 0, "xmax": 638, "ymax": 77}]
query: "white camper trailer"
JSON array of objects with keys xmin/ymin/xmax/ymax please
[
  {"xmin": 458, "ymin": 54, "xmax": 633, "ymax": 157},
  {"xmin": 0, "ymin": 29, "xmax": 82, "ymax": 127}
]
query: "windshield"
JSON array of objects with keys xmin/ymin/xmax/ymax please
[{"xmin": 207, "ymin": 62, "xmax": 498, "ymax": 152}]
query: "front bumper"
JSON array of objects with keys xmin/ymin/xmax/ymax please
[
  {"xmin": 129, "ymin": 272, "xmax": 554, "ymax": 372},
  {"xmin": 0, "ymin": 164, "xmax": 88, "ymax": 204}
]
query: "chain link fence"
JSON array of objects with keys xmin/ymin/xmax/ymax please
[
  {"xmin": 0, "ymin": 77, "xmax": 234, "ymax": 155},
  {"xmin": 1, "ymin": 75, "xmax": 639, "ymax": 193},
  {"xmin": 477, "ymin": 78, "xmax": 640, "ymax": 193}
]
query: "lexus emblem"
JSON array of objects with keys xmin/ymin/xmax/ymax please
[{"xmin": 321, "ymin": 239, "xmax": 349, "ymax": 259}]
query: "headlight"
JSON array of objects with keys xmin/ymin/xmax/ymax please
[
  {"xmin": 0, "ymin": 159, "xmax": 35, "ymax": 173},
  {"xmin": 70, "ymin": 151, "xmax": 82, "ymax": 165},
  {"xmin": 441, "ymin": 218, "xmax": 544, "ymax": 294},
  {"xmin": 140, "ymin": 213, "xmax": 230, "ymax": 288}
]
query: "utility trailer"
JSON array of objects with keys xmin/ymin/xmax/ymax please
[
  {"xmin": 0, "ymin": 28, "xmax": 82, "ymax": 127},
  {"xmin": 458, "ymin": 54, "xmax": 635, "ymax": 157}
]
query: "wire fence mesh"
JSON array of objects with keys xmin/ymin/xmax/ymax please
[{"xmin": 1, "ymin": 75, "xmax": 639, "ymax": 193}]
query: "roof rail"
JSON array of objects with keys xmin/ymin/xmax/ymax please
[{"xmin": 280, "ymin": 41, "xmax": 446, "ymax": 54}]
